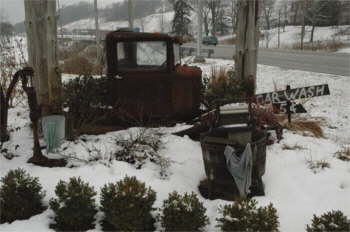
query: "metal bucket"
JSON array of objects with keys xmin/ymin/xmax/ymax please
[{"xmin": 42, "ymin": 115, "xmax": 65, "ymax": 153}]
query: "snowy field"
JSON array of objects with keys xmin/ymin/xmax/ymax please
[
  {"xmin": 259, "ymin": 25, "xmax": 350, "ymax": 50},
  {"xmin": 1, "ymin": 59, "xmax": 350, "ymax": 231},
  {"xmin": 64, "ymin": 11, "xmax": 176, "ymax": 33}
]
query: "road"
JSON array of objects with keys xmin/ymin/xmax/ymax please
[{"xmin": 183, "ymin": 43, "xmax": 350, "ymax": 77}]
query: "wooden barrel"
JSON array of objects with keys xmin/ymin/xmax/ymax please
[{"xmin": 200, "ymin": 127, "xmax": 267, "ymax": 198}]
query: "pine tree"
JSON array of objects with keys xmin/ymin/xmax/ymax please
[{"xmin": 170, "ymin": 0, "xmax": 193, "ymax": 38}]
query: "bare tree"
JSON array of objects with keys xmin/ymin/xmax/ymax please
[
  {"xmin": 203, "ymin": 0, "xmax": 210, "ymax": 36},
  {"xmin": 261, "ymin": 0, "xmax": 275, "ymax": 30},
  {"xmin": 305, "ymin": 0, "xmax": 328, "ymax": 45},
  {"xmin": 229, "ymin": 0, "xmax": 239, "ymax": 34},
  {"xmin": 207, "ymin": 0, "xmax": 221, "ymax": 35}
]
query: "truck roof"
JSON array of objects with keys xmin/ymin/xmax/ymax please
[{"xmin": 105, "ymin": 31, "xmax": 182, "ymax": 44}]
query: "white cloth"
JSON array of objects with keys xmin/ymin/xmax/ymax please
[{"xmin": 224, "ymin": 144, "xmax": 252, "ymax": 196}]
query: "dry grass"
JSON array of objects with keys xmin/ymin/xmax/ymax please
[
  {"xmin": 334, "ymin": 146, "xmax": 350, "ymax": 162},
  {"xmin": 292, "ymin": 40, "xmax": 348, "ymax": 52},
  {"xmin": 61, "ymin": 54, "xmax": 101, "ymax": 76},
  {"xmin": 285, "ymin": 120, "xmax": 323, "ymax": 138},
  {"xmin": 59, "ymin": 42, "xmax": 103, "ymax": 76},
  {"xmin": 209, "ymin": 66, "xmax": 228, "ymax": 87},
  {"xmin": 221, "ymin": 37, "xmax": 236, "ymax": 45}
]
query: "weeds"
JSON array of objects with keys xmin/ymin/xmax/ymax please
[
  {"xmin": 282, "ymin": 144, "xmax": 305, "ymax": 151},
  {"xmin": 114, "ymin": 128, "xmax": 165, "ymax": 168},
  {"xmin": 334, "ymin": 146, "xmax": 350, "ymax": 162},
  {"xmin": 292, "ymin": 39, "xmax": 347, "ymax": 52},
  {"xmin": 306, "ymin": 156, "xmax": 330, "ymax": 173}
]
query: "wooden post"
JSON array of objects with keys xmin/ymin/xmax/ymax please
[
  {"xmin": 94, "ymin": 0, "xmax": 101, "ymax": 63},
  {"xmin": 300, "ymin": 0, "xmax": 306, "ymax": 50},
  {"xmin": 24, "ymin": 0, "xmax": 61, "ymax": 115},
  {"xmin": 235, "ymin": 0, "xmax": 260, "ymax": 93},
  {"xmin": 286, "ymin": 85, "xmax": 292, "ymax": 123}
]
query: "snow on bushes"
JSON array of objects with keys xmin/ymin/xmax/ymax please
[
  {"xmin": 306, "ymin": 210, "xmax": 350, "ymax": 232},
  {"xmin": 100, "ymin": 176, "xmax": 156, "ymax": 231},
  {"xmin": 0, "ymin": 168, "xmax": 46, "ymax": 223},
  {"xmin": 114, "ymin": 128, "xmax": 170, "ymax": 175},
  {"xmin": 216, "ymin": 198, "xmax": 279, "ymax": 232},
  {"xmin": 49, "ymin": 177, "xmax": 97, "ymax": 231},
  {"xmin": 159, "ymin": 191, "xmax": 209, "ymax": 231}
]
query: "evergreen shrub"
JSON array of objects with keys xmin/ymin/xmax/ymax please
[
  {"xmin": 306, "ymin": 210, "xmax": 350, "ymax": 232},
  {"xmin": 49, "ymin": 177, "xmax": 97, "ymax": 231},
  {"xmin": 160, "ymin": 191, "xmax": 209, "ymax": 231},
  {"xmin": 0, "ymin": 168, "xmax": 46, "ymax": 223},
  {"xmin": 100, "ymin": 176, "xmax": 156, "ymax": 231},
  {"xmin": 216, "ymin": 198, "xmax": 279, "ymax": 231}
]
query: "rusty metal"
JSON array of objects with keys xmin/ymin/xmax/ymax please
[{"xmin": 105, "ymin": 30, "xmax": 202, "ymax": 122}]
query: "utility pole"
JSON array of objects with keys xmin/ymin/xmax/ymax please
[
  {"xmin": 94, "ymin": 0, "xmax": 101, "ymax": 62},
  {"xmin": 24, "ymin": 0, "xmax": 61, "ymax": 115},
  {"xmin": 24, "ymin": 0, "xmax": 66, "ymax": 167},
  {"xmin": 161, "ymin": 0, "xmax": 165, "ymax": 33},
  {"xmin": 235, "ymin": 0, "xmax": 260, "ymax": 93},
  {"xmin": 128, "ymin": 0, "xmax": 134, "ymax": 30},
  {"xmin": 300, "ymin": 0, "xmax": 306, "ymax": 50},
  {"xmin": 194, "ymin": 0, "xmax": 205, "ymax": 63},
  {"xmin": 278, "ymin": 9, "xmax": 281, "ymax": 49}
]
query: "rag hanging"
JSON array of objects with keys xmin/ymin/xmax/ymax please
[{"xmin": 224, "ymin": 143, "xmax": 252, "ymax": 196}]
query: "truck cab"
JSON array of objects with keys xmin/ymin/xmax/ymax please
[{"xmin": 105, "ymin": 30, "xmax": 202, "ymax": 121}]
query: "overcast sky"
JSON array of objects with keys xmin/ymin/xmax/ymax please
[
  {"xmin": 0, "ymin": 0, "xmax": 124, "ymax": 24},
  {"xmin": 0, "ymin": 0, "xmax": 92, "ymax": 24}
]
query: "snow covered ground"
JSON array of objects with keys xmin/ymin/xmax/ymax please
[
  {"xmin": 1, "ymin": 59, "xmax": 350, "ymax": 231},
  {"xmin": 219, "ymin": 25, "xmax": 350, "ymax": 52}
]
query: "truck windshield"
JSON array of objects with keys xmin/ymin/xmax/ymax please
[{"xmin": 117, "ymin": 41, "xmax": 167, "ymax": 71}]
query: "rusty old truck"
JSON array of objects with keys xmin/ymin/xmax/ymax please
[{"xmin": 105, "ymin": 30, "xmax": 202, "ymax": 122}]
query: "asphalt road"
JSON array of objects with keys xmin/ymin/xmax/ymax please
[{"xmin": 183, "ymin": 43, "xmax": 350, "ymax": 77}]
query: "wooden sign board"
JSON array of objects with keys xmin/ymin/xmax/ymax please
[
  {"xmin": 256, "ymin": 84, "xmax": 330, "ymax": 104},
  {"xmin": 273, "ymin": 102, "xmax": 307, "ymax": 114}
]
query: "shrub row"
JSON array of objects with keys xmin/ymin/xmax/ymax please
[
  {"xmin": 0, "ymin": 169, "xmax": 208, "ymax": 231},
  {"xmin": 1, "ymin": 168, "xmax": 349, "ymax": 232}
]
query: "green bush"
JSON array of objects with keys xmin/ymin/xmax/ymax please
[
  {"xmin": 49, "ymin": 177, "xmax": 97, "ymax": 231},
  {"xmin": 63, "ymin": 76, "xmax": 110, "ymax": 139},
  {"xmin": 0, "ymin": 168, "xmax": 46, "ymax": 223},
  {"xmin": 100, "ymin": 176, "xmax": 156, "ymax": 231},
  {"xmin": 216, "ymin": 198, "xmax": 279, "ymax": 232},
  {"xmin": 306, "ymin": 210, "xmax": 350, "ymax": 232},
  {"xmin": 160, "ymin": 191, "xmax": 209, "ymax": 231}
]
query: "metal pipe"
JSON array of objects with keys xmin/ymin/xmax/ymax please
[{"xmin": 128, "ymin": 0, "xmax": 134, "ymax": 29}]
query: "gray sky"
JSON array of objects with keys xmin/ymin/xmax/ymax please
[
  {"xmin": 0, "ymin": 0, "xmax": 91, "ymax": 24},
  {"xmin": 0, "ymin": 0, "xmax": 25, "ymax": 24}
]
